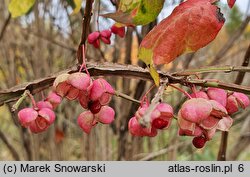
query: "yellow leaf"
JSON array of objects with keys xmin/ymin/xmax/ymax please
[
  {"xmin": 138, "ymin": 47, "xmax": 153, "ymax": 65},
  {"xmin": 138, "ymin": 47, "xmax": 160, "ymax": 86},
  {"xmin": 8, "ymin": 0, "xmax": 36, "ymax": 18},
  {"xmin": 72, "ymin": 0, "xmax": 82, "ymax": 14},
  {"xmin": 149, "ymin": 64, "xmax": 160, "ymax": 86}
]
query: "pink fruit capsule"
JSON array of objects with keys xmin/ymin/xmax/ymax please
[
  {"xmin": 92, "ymin": 39, "xmax": 100, "ymax": 48},
  {"xmin": 233, "ymin": 92, "xmax": 250, "ymax": 109},
  {"xmin": 226, "ymin": 92, "xmax": 250, "ymax": 114},
  {"xmin": 45, "ymin": 92, "xmax": 62, "ymax": 109},
  {"xmin": 18, "ymin": 108, "xmax": 38, "ymax": 127},
  {"xmin": 179, "ymin": 98, "xmax": 212, "ymax": 123},
  {"xmin": 227, "ymin": 0, "xmax": 236, "ymax": 8},
  {"xmin": 67, "ymin": 73, "xmax": 92, "ymax": 91},
  {"xmin": 111, "ymin": 25, "xmax": 125, "ymax": 38},
  {"xmin": 207, "ymin": 88, "xmax": 227, "ymax": 107},
  {"xmin": 128, "ymin": 116, "xmax": 157, "ymax": 137},
  {"xmin": 18, "ymin": 106, "xmax": 55, "ymax": 133},
  {"xmin": 87, "ymin": 31, "xmax": 100, "ymax": 44},
  {"xmin": 100, "ymin": 30, "xmax": 112, "ymax": 44},
  {"xmin": 100, "ymin": 30, "xmax": 112, "ymax": 38},
  {"xmin": 90, "ymin": 78, "xmax": 114, "ymax": 105},
  {"xmin": 190, "ymin": 91, "xmax": 209, "ymax": 99},
  {"xmin": 150, "ymin": 103, "xmax": 173, "ymax": 129},
  {"xmin": 96, "ymin": 106, "xmax": 115, "ymax": 124},
  {"xmin": 100, "ymin": 36, "xmax": 111, "ymax": 44},
  {"xmin": 77, "ymin": 111, "xmax": 96, "ymax": 134},
  {"xmin": 78, "ymin": 91, "xmax": 90, "ymax": 109},
  {"xmin": 53, "ymin": 73, "xmax": 71, "ymax": 97},
  {"xmin": 62, "ymin": 72, "xmax": 92, "ymax": 101},
  {"xmin": 36, "ymin": 101, "xmax": 53, "ymax": 110}
]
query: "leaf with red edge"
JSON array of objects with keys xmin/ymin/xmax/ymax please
[
  {"xmin": 227, "ymin": 0, "xmax": 236, "ymax": 8},
  {"xmin": 138, "ymin": 0, "xmax": 225, "ymax": 85}
]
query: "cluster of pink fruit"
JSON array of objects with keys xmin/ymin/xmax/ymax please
[
  {"xmin": 17, "ymin": 74, "xmax": 249, "ymax": 149},
  {"xmin": 129, "ymin": 102, "xmax": 174, "ymax": 137},
  {"xmin": 128, "ymin": 87, "xmax": 249, "ymax": 149},
  {"xmin": 179, "ymin": 88, "xmax": 249, "ymax": 148},
  {"xmin": 18, "ymin": 72, "xmax": 115, "ymax": 134},
  {"xmin": 88, "ymin": 24, "xmax": 125, "ymax": 48}
]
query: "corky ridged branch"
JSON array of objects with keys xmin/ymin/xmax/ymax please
[{"xmin": 1, "ymin": 62, "xmax": 250, "ymax": 106}]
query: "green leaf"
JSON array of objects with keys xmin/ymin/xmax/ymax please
[
  {"xmin": 8, "ymin": 0, "xmax": 36, "ymax": 18},
  {"xmin": 133, "ymin": 0, "xmax": 165, "ymax": 25},
  {"xmin": 101, "ymin": 0, "xmax": 164, "ymax": 26}
]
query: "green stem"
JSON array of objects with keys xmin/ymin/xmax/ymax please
[
  {"xmin": 114, "ymin": 90, "xmax": 140, "ymax": 104},
  {"xmin": 11, "ymin": 90, "xmax": 29, "ymax": 112},
  {"xmin": 173, "ymin": 115, "xmax": 178, "ymax": 120},
  {"xmin": 173, "ymin": 66, "xmax": 250, "ymax": 76}
]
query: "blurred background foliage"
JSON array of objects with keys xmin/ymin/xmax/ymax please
[{"xmin": 0, "ymin": 0, "xmax": 250, "ymax": 160}]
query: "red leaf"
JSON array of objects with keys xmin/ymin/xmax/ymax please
[
  {"xmin": 227, "ymin": 0, "xmax": 236, "ymax": 8},
  {"xmin": 139, "ymin": 0, "xmax": 225, "ymax": 66}
]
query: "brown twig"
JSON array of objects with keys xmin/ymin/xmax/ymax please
[
  {"xmin": 0, "ymin": 128, "xmax": 20, "ymax": 160},
  {"xmin": 0, "ymin": 13, "xmax": 11, "ymax": 42},
  {"xmin": 1, "ymin": 62, "xmax": 250, "ymax": 106},
  {"xmin": 227, "ymin": 111, "xmax": 250, "ymax": 160},
  {"xmin": 235, "ymin": 44, "xmax": 250, "ymax": 84},
  {"xmin": 77, "ymin": 0, "xmax": 94, "ymax": 64},
  {"xmin": 217, "ymin": 43, "xmax": 250, "ymax": 161},
  {"xmin": 210, "ymin": 16, "xmax": 250, "ymax": 66},
  {"xmin": 183, "ymin": 52, "xmax": 195, "ymax": 69},
  {"xmin": 27, "ymin": 31, "xmax": 76, "ymax": 52},
  {"xmin": 138, "ymin": 141, "xmax": 191, "ymax": 161}
]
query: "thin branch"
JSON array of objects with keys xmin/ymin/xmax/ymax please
[
  {"xmin": 0, "ymin": 13, "xmax": 11, "ymax": 42},
  {"xmin": 187, "ymin": 79, "xmax": 250, "ymax": 94},
  {"xmin": 173, "ymin": 66, "xmax": 250, "ymax": 76},
  {"xmin": 217, "ymin": 43, "xmax": 250, "ymax": 161},
  {"xmin": 138, "ymin": 141, "xmax": 191, "ymax": 161},
  {"xmin": 28, "ymin": 31, "xmax": 76, "ymax": 52},
  {"xmin": 183, "ymin": 52, "xmax": 195, "ymax": 69},
  {"xmin": 1, "ymin": 62, "xmax": 250, "ymax": 106},
  {"xmin": 228, "ymin": 115, "xmax": 250, "ymax": 160},
  {"xmin": 210, "ymin": 16, "xmax": 250, "ymax": 66},
  {"xmin": 78, "ymin": 0, "xmax": 94, "ymax": 64},
  {"xmin": 169, "ymin": 84, "xmax": 192, "ymax": 99},
  {"xmin": 114, "ymin": 90, "xmax": 141, "ymax": 104},
  {"xmin": 217, "ymin": 132, "xmax": 228, "ymax": 161},
  {"xmin": 0, "ymin": 128, "xmax": 20, "ymax": 160},
  {"xmin": 235, "ymin": 43, "xmax": 250, "ymax": 84}
]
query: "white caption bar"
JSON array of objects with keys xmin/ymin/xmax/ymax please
[{"xmin": 0, "ymin": 161, "xmax": 249, "ymax": 177}]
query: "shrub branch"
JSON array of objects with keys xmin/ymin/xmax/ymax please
[{"xmin": 1, "ymin": 62, "xmax": 250, "ymax": 106}]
